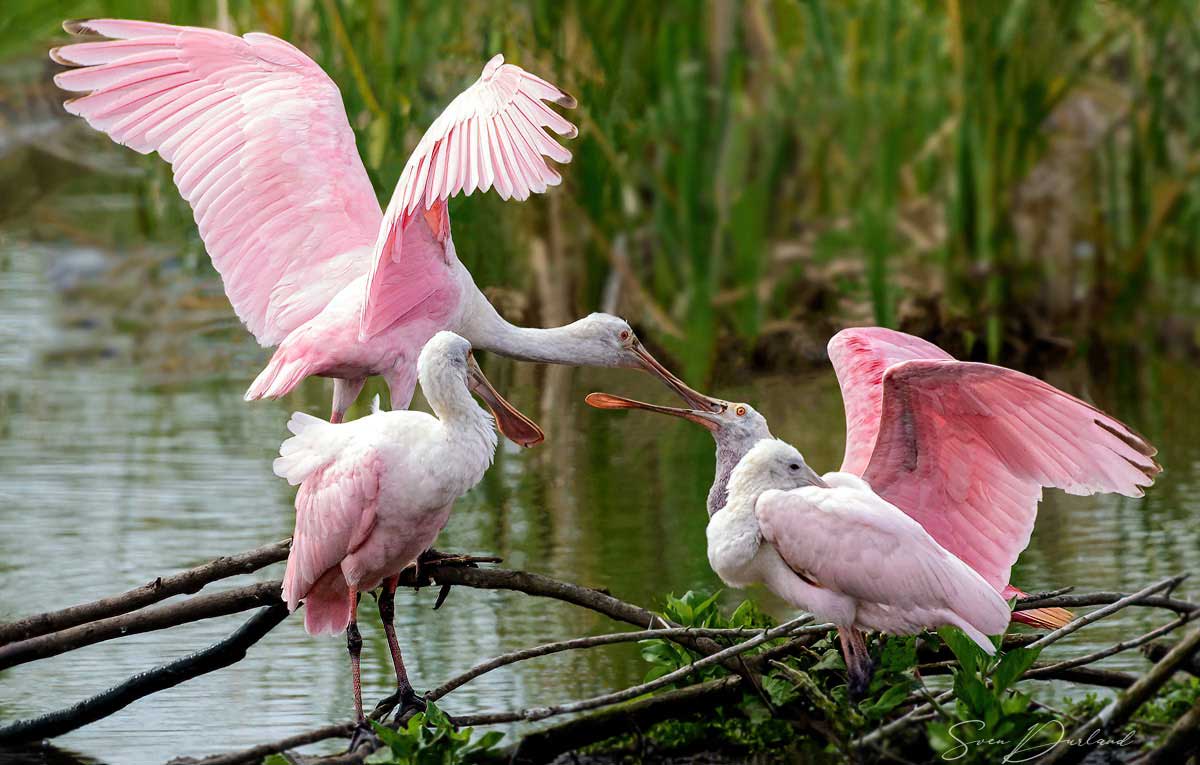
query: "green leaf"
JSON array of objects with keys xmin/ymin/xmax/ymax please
[
  {"xmin": 992, "ymin": 647, "xmax": 1041, "ymax": 694},
  {"xmin": 862, "ymin": 682, "xmax": 911, "ymax": 720},
  {"xmin": 762, "ymin": 673, "xmax": 800, "ymax": 707},
  {"xmin": 938, "ymin": 627, "xmax": 982, "ymax": 675}
]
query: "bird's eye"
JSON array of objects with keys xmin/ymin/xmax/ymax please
[
  {"xmin": 619, "ymin": 330, "xmax": 630, "ymax": 341},
  {"xmin": 789, "ymin": 463, "xmax": 801, "ymax": 471},
  {"xmin": 735, "ymin": 406, "xmax": 747, "ymax": 417}
]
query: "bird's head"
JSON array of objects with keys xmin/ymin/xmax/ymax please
[
  {"xmin": 584, "ymin": 392, "xmax": 775, "ymax": 514},
  {"xmin": 419, "ymin": 331, "xmax": 544, "ymax": 447},
  {"xmin": 571, "ymin": 313, "xmax": 721, "ymax": 412},
  {"xmin": 727, "ymin": 439, "xmax": 827, "ymax": 500}
]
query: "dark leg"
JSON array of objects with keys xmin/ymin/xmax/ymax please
[
  {"xmin": 345, "ymin": 592, "xmax": 375, "ymax": 752},
  {"xmin": 839, "ymin": 627, "xmax": 875, "ymax": 701},
  {"xmin": 372, "ymin": 576, "xmax": 426, "ymax": 720}
]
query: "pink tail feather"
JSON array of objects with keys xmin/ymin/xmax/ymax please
[
  {"xmin": 1005, "ymin": 585, "xmax": 1074, "ymax": 630},
  {"xmin": 245, "ymin": 345, "xmax": 314, "ymax": 401},
  {"xmin": 298, "ymin": 567, "xmax": 354, "ymax": 636}
]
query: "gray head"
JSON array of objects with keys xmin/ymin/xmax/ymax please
[
  {"xmin": 726, "ymin": 439, "xmax": 827, "ymax": 504},
  {"xmin": 585, "ymin": 392, "xmax": 774, "ymax": 515}
]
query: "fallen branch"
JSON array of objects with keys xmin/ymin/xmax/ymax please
[
  {"xmin": 1015, "ymin": 591, "xmax": 1197, "ymax": 615},
  {"xmin": 1025, "ymin": 608, "xmax": 1200, "ymax": 679},
  {"xmin": 0, "ymin": 581, "xmax": 282, "ymax": 671},
  {"xmin": 1042, "ymin": 624, "xmax": 1200, "ymax": 765},
  {"xmin": 1027, "ymin": 576, "xmax": 1188, "ymax": 651},
  {"xmin": 0, "ymin": 604, "xmax": 288, "ymax": 745},
  {"xmin": 451, "ymin": 614, "xmax": 813, "ymax": 726},
  {"xmin": 0, "ymin": 539, "xmax": 290, "ymax": 646},
  {"xmin": 429, "ymin": 620, "xmax": 828, "ymax": 701}
]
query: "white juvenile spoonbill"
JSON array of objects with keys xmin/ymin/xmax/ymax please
[
  {"xmin": 273, "ymin": 331, "xmax": 537, "ymax": 733},
  {"xmin": 713, "ymin": 438, "xmax": 1011, "ymax": 696},
  {"xmin": 587, "ymin": 327, "xmax": 1160, "ymax": 688},
  {"xmin": 50, "ymin": 19, "xmax": 710, "ymax": 425}
]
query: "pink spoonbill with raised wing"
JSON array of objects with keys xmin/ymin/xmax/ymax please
[
  {"xmin": 274, "ymin": 331, "xmax": 537, "ymax": 737},
  {"xmin": 50, "ymin": 19, "xmax": 711, "ymax": 426},
  {"xmin": 587, "ymin": 327, "xmax": 1161, "ymax": 691}
]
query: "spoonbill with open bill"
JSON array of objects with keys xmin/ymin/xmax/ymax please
[{"xmin": 587, "ymin": 327, "xmax": 1161, "ymax": 692}]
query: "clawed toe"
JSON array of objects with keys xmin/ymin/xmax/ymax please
[
  {"xmin": 347, "ymin": 719, "xmax": 378, "ymax": 753},
  {"xmin": 373, "ymin": 685, "xmax": 428, "ymax": 721}
]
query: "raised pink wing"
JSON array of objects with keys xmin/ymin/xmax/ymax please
[
  {"xmin": 52, "ymin": 19, "xmax": 381, "ymax": 346},
  {"xmin": 359, "ymin": 54, "xmax": 576, "ymax": 341},
  {"xmin": 862, "ymin": 359, "xmax": 1160, "ymax": 590},
  {"xmin": 827, "ymin": 327, "xmax": 952, "ymax": 474}
]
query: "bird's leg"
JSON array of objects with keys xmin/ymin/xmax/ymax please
[
  {"xmin": 372, "ymin": 576, "xmax": 427, "ymax": 721},
  {"xmin": 330, "ymin": 377, "xmax": 366, "ymax": 424},
  {"xmin": 345, "ymin": 591, "xmax": 377, "ymax": 752},
  {"xmin": 839, "ymin": 627, "xmax": 875, "ymax": 701}
]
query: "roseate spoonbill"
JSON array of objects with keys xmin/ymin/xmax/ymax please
[
  {"xmin": 273, "ymin": 331, "xmax": 538, "ymax": 735},
  {"xmin": 50, "ymin": 19, "xmax": 709, "ymax": 426},
  {"xmin": 587, "ymin": 327, "xmax": 1161, "ymax": 640},
  {"xmin": 712, "ymin": 438, "xmax": 1012, "ymax": 696}
]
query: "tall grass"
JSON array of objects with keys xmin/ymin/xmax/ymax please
[{"xmin": 13, "ymin": 0, "xmax": 1200, "ymax": 377}]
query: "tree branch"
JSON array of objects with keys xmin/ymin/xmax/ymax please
[
  {"xmin": 0, "ymin": 539, "xmax": 290, "ymax": 646},
  {"xmin": 0, "ymin": 604, "xmax": 288, "ymax": 745},
  {"xmin": 0, "ymin": 581, "xmax": 283, "ymax": 670}
]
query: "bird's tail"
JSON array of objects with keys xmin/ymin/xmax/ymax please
[
  {"xmin": 294, "ymin": 566, "xmax": 354, "ymax": 636},
  {"xmin": 1004, "ymin": 585, "xmax": 1074, "ymax": 630},
  {"xmin": 246, "ymin": 342, "xmax": 317, "ymax": 401}
]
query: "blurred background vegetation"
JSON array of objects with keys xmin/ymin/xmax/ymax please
[{"xmin": 2, "ymin": 0, "xmax": 1198, "ymax": 382}]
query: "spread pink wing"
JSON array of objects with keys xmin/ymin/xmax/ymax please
[
  {"xmin": 827, "ymin": 327, "xmax": 953, "ymax": 474},
  {"xmin": 862, "ymin": 360, "xmax": 1161, "ymax": 591},
  {"xmin": 756, "ymin": 487, "xmax": 1011, "ymax": 648},
  {"xmin": 52, "ymin": 19, "xmax": 381, "ymax": 346},
  {"xmin": 359, "ymin": 54, "xmax": 576, "ymax": 341}
]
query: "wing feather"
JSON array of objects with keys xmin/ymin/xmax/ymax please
[
  {"xmin": 358, "ymin": 54, "xmax": 576, "ymax": 341},
  {"xmin": 52, "ymin": 19, "xmax": 381, "ymax": 346}
]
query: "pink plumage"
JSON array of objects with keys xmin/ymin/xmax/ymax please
[
  {"xmin": 52, "ymin": 20, "xmax": 578, "ymax": 422},
  {"xmin": 827, "ymin": 328, "xmax": 1160, "ymax": 627}
]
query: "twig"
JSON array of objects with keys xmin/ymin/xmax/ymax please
[
  {"xmin": 0, "ymin": 581, "xmax": 283, "ymax": 671},
  {"xmin": 854, "ymin": 690, "xmax": 956, "ymax": 748},
  {"xmin": 1041, "ymin": 625, "xmax": 1200, "ymax": 765},
  {"xmin": 167, "ymin": 724, "xmax": 354, "ymax": 765},
  {"xmin": 0, "ymin": 539, "xmax": 290, "ymax": 645},
  {"xmin": 1027, "ymin": 576, "xmax": 1188, "ymax": 651},
  {"xmin": 1025, "ymin": 609, "xmax": 1200, "ymax": 679},
  {"xmin": 451, "ymin": 614, "xmax": 814, "ymax": 726},
  {"xmin": 0, "ymin": 604, "xmax": 288, "ymax": 745},
  {"xmin": 1015, "ymin": 585, "xmax": 1076, "ymax": 603},
  {"xmin": 1015, "ymin": 591, "xmax": 1197, "ymax": 615},
  {"xmin": 429, "ymin": 620, "xmax": 827, "ymax": 701}
]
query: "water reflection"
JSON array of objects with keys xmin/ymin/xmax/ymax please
[{"xmin": 1, "ymin": 215, "xmax": 1197, "ymax": 763}]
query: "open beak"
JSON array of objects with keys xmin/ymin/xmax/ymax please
[
  {"xmin": 629, "ymin": 340, "xmax": 724, "ymax": 413},
  {"xmin": 468, "ymin": 355, "xmax": 544, "ymax": 447},
  {"xmin": 585, "ymin": 392, "xmax": 724, "ymax": 432}
]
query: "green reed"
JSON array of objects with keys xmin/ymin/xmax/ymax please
[{"xmin": 15, "ymin": 0, "xmax": 1200, "ymax": 377}]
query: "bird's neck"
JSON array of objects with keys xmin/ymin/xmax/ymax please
[
  {"xmin": 421, "ymin": 370, "xmax": 499, "ymax": 446},
  {"xmin": 457, "ymin": 288, "xmax": 611, "ymax": 366},
  {"xmin": 708, "ymin": 434, "xmax": 770, "ymax": 516}
]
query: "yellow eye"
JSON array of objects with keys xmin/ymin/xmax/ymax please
[{"xmin": 735, "ymin": 406, "xmax": 747, "ymax": 416}]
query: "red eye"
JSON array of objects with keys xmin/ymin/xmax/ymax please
[{"xmin": 619, "ymin": 330, "xmax": 630, "ymax": 340}]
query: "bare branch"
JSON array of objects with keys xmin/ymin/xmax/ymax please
[
  {"xmin": 1027, "ymin": 576, "xmax": 1189, "ymax": 651},
  {"xmin": 0, "ymin": 581, "xmax": 283, "ymax": 671},
  {"xmin": 0, "ymin": 539, "xmax": 290, "ymax": 646},
  {"xmin": 1041, "ymin": 625, "xmax": 1200, "ymax": 765},
  {"xmin": 1025, "ymin": 609, "xmax": 1200, "ymax": 679},
  {"xmin": 0, "ymin": 604, "xmax": 288, "ymax": 745}
]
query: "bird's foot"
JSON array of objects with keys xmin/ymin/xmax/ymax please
[
  {"xmin": 347, "ymin": 719, "xmax": 378, "ymax": 753},
  {"xmin": 847, "ymin": 657, "xmax": 876, "ymax": 702},
  {"xmin": 373, "ymin": 684, "xmax": 428, "ymax": 722}
]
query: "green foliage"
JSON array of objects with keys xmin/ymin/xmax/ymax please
[
  {"xmin": 925, "ymin": 629, "xmax": 1049, "ymax": 764},
  {"xmin": 364, "ymin": 703, "xmax": 503, "ymax": 765}
]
